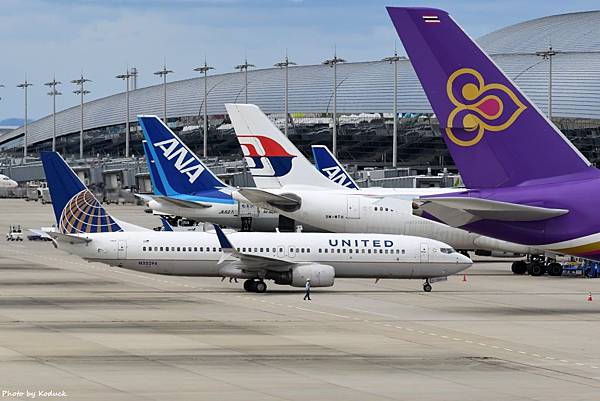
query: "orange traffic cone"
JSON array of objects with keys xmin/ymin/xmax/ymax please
[
  {"xmin": 588, "ymin": 292, "xmax": 593, "ymax": 302},
  {"xmin": 462, "ymin": 273, "xmax": 467, "ymax": 282}
]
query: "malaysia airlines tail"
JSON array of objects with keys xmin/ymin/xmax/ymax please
[
  {"xmin": 40, "ymin": 151, "xmax": 146, "ymax": 234},
  {"xmin": 311, "ymin": 145, "xmax": 359, "ymax": 190},
  {"xmin": 225, "ymin": 103, "xmax": 340, "ymax": 190},
  {"xmin": 387, "ymin": 7, "xmax": 595, "ymax": 189},
  {"xmin": 138, "ymin": 115, "xmax": 232, "ymax": 202}
]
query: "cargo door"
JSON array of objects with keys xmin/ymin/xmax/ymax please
[
  {"xmin": 346, "ymin": 196, "xmax": 360, "ymax": 219},
  {"xmin": 420, "ymin": 243, "xmax": 429, "ymax": 262}
]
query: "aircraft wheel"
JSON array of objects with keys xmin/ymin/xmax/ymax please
[
  {"xmin": 243, "ymin": 279, "xmax": 255, "ymax": 292},
  {"xmin": 547, "ymin": 262, "xmax": 563, "ymax": 276},
  {"xmin": 423, "ymin": 283, "xmax": 432, "ymax": 292},
  {"xmin": 527, "ymin": 262, "xmax": 545, "ymax": 276},
  {"xmin": 511, "ymin": 261, "xmax": 527, "ymax": 275},
  {"xmin": 255, "ymin": 281, "xmax": 267, "ymax": 293}
]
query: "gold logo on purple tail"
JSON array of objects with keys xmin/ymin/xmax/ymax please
[{"xmin": 445, "ymin": 68, "xmax": 527, "ymax": 147}]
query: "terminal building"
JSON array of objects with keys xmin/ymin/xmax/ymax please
[{"xmin": 1, "ymin": 11, "xmax": 600, "ymax": 189}]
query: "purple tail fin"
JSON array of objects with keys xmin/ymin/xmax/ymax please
[{"xmin": 387, "ymin": 7, "xmax": 592, "ymax": 188}]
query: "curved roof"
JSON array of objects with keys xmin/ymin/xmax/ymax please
[
  {"xmin": 478, "ymin": 10, "xmax": 600, "ymax": 54},
  {"xmin": 2, "ymin": 11, "xmax": 600, "ymax": 148}
]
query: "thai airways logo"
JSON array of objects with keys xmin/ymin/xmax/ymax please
[
  {"xmin": 60, "ymin": 190, "xmax": 123, "ymax": 234},
  {"xmin": 154, "ymin": 138, "xmax": 206, "ymax": 183},
  {"xmin": 238, "ymin": 135, "xmax": 296, "ymax": 177},
  {"xmin": 445, "ymin": 68, "xmax": 527, "ymax": 147}
]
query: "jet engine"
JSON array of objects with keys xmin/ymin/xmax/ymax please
[{"xmin": 266, "ymin": 264, "xmax": 335, "ymax": 287}]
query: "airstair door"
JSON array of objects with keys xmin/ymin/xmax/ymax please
[
  {"xmin": 420, "ymin": 243, "xmax": 429, "ymax": 262},
  {"xmin": 347, "ymin": 196, "xmax": 360, "ymax": 219}
]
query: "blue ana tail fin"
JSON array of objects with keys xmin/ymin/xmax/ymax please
[
  {"xmin": 160, "ymin": 216, "xmax": 174, "ymax": 231},
  {"xmin": 41, "ymin": 151, "xmax": 123, "ymax": 234},
  {"xmin": 311, "ymin": 145, "xmax": 359, "ymax": 189},
  {"xmin": 138, "ymin": 115, "xmax": 228, "ymax": 195}
]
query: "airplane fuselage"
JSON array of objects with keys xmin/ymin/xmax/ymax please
[
  {"xmin": 57, "ymin": 231, "xmax": 471, "ymax": 279},
  {"xmin": 235, "ymin": 186, "xmax": 535, "ymax": 255}
]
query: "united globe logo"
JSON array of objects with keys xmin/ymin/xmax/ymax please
[{"xmin": 59, "ymin": 190, "xmax": 122, "ymax": 234}]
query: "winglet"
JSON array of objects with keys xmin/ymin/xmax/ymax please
[
  {"xmin": 213, "ymin": 224, "xmax": 236, "ymax": 264},
  {"xmin": 160, "ymin": 216, "xmax": 174, "ymax": 232}
]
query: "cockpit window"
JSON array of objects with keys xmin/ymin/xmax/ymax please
[{"xmin": 440, "ymin": 248, "xmax": 455, "ymax": 254}]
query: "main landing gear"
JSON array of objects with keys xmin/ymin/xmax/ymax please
[
  {"xmin": 423, "ymin": 279, "xmax": 432, "ymax": 292},
  {"xmin": 243, "ymin": 279, "xmax": 267, "ymax": 293},
  {"xmin": 511, "ymin": 255, "xmax": 564, "ymax": 277}
]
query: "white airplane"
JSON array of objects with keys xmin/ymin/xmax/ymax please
[
  {"xmin": 225, "ymin": 103, "xmax": 537, "ymax": 256},
  {"xmin": 0, "ymin": 174, "xmax": 17, "ymax": 189},
  {"xmin": 40, "ymin": 150, "xmax": 471, "ymax": 293}
]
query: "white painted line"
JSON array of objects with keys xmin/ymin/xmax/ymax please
[
  {"xmin": 503, "ymin": 348, "xmax": 513, "ymax": 352},
  {"xmin": 560, "ymin": 360, "xmax": 569, "ymax": 363},
  {"xmin": 478, "ymin": 343, "xmax": 487, "ymax": 346}
]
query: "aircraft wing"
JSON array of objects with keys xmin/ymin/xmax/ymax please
[
  {"xmin": 213, "ymin": 224, "xmax": 292, "ymax": 272},
  {"xmin": 414, "ymin": 197, "xmax": 569, "ymax": 227}
]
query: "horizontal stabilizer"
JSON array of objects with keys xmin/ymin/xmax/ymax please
[
  {"xmin": 135, "ymin": 193, "xmax": 212, "ymax": 209},
  {"xmin": 46, "ymin": 232, "xmax": 92, "ymax": 244},
  {"xmin": 237, "ymin": 188, "xmax": 300, "ymax": 211},
  {"xmin": 415, "ymin": 197, "xmax": 569, "ymax": 227}
]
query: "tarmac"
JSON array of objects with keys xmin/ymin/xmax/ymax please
[{"xmin": 0, "ymin": 198, "xmax": 599, "ymax": 401}]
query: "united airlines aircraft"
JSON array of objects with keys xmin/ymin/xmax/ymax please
[{"xmin": 40, "ymin": 151, "xmax": 471, "ymax": 293}]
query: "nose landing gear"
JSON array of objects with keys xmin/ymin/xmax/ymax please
[{"xmin": 423, "ymin": 279, "xmax": 432, "ymax": 292}]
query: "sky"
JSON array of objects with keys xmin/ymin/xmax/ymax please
[{"xmin": 0, "ymin": 0, "xmax": 597, "ymax": 122}]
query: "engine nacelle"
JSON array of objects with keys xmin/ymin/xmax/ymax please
[{"xmin": 290, "ymin": 264, "xmax": 335, "ymax": 287}]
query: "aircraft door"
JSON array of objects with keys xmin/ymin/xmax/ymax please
[
  {"xmin": 117, "ymin": 240, "xmax": 127, "ymax": 260},
  {"xmin": 277, "ymin": 245, "xmax": 285, "ymax": 258},
  {"xmin": 420, "ymin": 243, "xmax": 429, "ymax": 262},
  {"xmin": 347, "ymin": 196, "xmax": 360, "ymax": 219}
]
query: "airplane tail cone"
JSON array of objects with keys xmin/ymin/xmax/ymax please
[{"xmin": 588, "ymin": 292, "xmax": 593, "ymax": 302}]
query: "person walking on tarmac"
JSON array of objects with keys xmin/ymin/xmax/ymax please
[{"xmin": 303, "ymin": 278, "xmax": 311, "ymax": 301}]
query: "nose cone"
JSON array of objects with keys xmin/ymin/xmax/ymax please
[
  {"xmin": 8, "ymin": 180, "xmax": 18, "ymax": 188},
  {"xmin": 455, "ymin": 253, "xmax": 473, "ymax": 273}
]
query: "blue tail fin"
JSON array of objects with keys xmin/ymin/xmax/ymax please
[
  {"xmin": 311, "ymin": 145, "xmax": 359, "ymax": 190},
  {"xmin": 41, "ymin": 151, "xmax": 123, "ymax": 234},
  {"xmin": 138, "ymin": 115, "xmax": 227, "ymax": 196}
]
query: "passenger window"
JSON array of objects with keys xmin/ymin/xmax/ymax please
[
  {"xmin": 254, "ymin": 248, "xmax": 257, "ymax": 252},
  {"xmin": 194, "ymin": 247, "xmax": 197, "ymax": 252},
  {"xmin": 349, "ymin": 249, "xmax": 353, "ymax": 254},
  {"xmin": 380, "ymin": 249, "xmax": 383, "ymax": 254},
  {"xmin": 361, "ymin": 249, "xmax": 365, "ymax": 253},
  {"xmin": 199, "ymin": 247, "xmax": 203, "ymax": 252},
  {"xmin": 260, "ymin": 248, "xmax": 264, "ymax": 252},
  {"xmin": 368, "ymin": 249, "xmax": 371, "ymax": 254},
  {"xmin": 385, "ymin": 208, "xmax": 388, "ymax": 211},
  {"xmin": 154, "ymin": 247, "xmax": 158, "ymax": 251},
  {"xmin": 296, "ymin": 248, "xmax": 300, "ymax": 253},
  {"xmin": 402, "ymin": 249, "xmax": 405, "ymax": 254},
  {"xmin": 142, "ymin": 246, "xmax": 146, "ymax": 251},
  {"xmin": 342, "ymin": 249, "xmax": 346, "ymax": 253},
  {"xmin": 217, "ymin": 248, "xmax": 220, "ymax": 252},
  {"xmin": 337, "ymin": 249, "xmax": 341, "ymax": 253},
  {"xmin": 324, "ymin": 249, "xmax": 328, "ymax": 253}
]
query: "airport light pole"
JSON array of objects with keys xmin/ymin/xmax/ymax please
[
  {"xmin": 16, "ymin": 80, "xmax": 33, "ymax": 158},
  {"xmin": 323, "ymin": 54, "xmax": 345, "ymax": 157},
  {"xmin": 116, "ymin": 69, "xmax": 134, "ymax": 158},
  {"xmin": 154, "ymin": 65, "xmax": 173, "ymax": 123},
  {"xmin": 71, "ymin": 75, "xmax": 91, "ymax": 159},
  {"xmin": 382, "ymin": 52, "xmax": 403, "ymax": 167},
  {"xmin": 193, "ymin": 61, "xmax": 215, "ymax": 158},
  {"xmin": 234, "ymin": 58, "xmax": 255, "ymax": 103},
  {"xmin": 535, "ymin": 46, "xmax": 558, "ymax": 120},
  {"xmin": 274, "ymin": 55, "xmax": 296, "ymax": 136},
  {"xmin": 44, "ymin": 78, "xmax": 62, "ymax": 152}
]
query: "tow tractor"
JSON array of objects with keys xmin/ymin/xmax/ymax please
[{"xmin": 6, "ymin": 225, "xmax": 24, "ymax": 241}]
